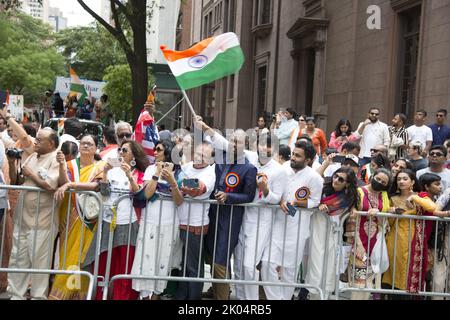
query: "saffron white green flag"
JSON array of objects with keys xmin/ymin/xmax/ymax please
[
  {"xmin": 160, "ymin": 32, "xmax": 245, "ymax": 90},
  {"xmin": 69, "ymin": 67, "xmax": 88, "ymax": 102}
]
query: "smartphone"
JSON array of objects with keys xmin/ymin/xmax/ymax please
[
  {"xmin": 164, "ymin": 162, "xmax": 174, "ymax": 172},
  {"xmin": 326, "ymin": 148, "xmax": 338, "ymax": 156},
  {"xmin": 332, "ymin": 155, "xmax": 346, "ymax": 164},
  {"xmin": 286, "ymin": 202, "xmax": 297, "ymax": 217},
  {"xmin": 183, "ymin": 178, "xmax": 199, "ymax": 189},
  {"xmin": 108, "ymin": 158, "xmax": 122, "ymax": 167}
]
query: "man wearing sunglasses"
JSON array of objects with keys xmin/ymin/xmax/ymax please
[
  {"xmin": 417, "ymin": 145, "xmax": 450, "ymax": 191},
  {"xmin": 354, "ymin": 107, "xmax": 390, "ymax": 167},
  {"xmin": 429, "ymin": 109, "xmax": 450, "ymax": 147}
]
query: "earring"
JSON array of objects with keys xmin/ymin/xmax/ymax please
[{"xmin": 130, "ymin": 158, "xmax": 136, "ymax": 167}]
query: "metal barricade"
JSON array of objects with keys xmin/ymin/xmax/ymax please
[
  {"xmin": 99, "ymin": 194, "xmax": 339, "ymax": 300},
  {"xmin": 335, "ymin": 211, "xmax": 450, "ymax": 300},
  {"xmin": 0, "ymin": 184, "xmax": 104, "ymax": 300}
]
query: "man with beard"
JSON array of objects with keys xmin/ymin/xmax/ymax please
[
  {"xmin": 354, "ymin": 107, "xmax": 390, "ymax": 166},
  {"xmin": 194, "ymin": 119, "xmax": 257, "ymax": 300},
  {"xmin": 261, "ymin": 141, "xmax": 323, "ymax": 300},
  {"xmin": 233, "ymin": 133, "xmax": 286, "ymax": 300}
]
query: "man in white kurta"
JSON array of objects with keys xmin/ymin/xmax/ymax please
[
  {"xmin": 261, "ymin": 141, "xmax": 323, "ymax": 300},
  {"xmin": 233, "ymin": 134, "xmax": 286, "ymax": 300}
]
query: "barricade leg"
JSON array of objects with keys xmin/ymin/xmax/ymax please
[
  {"xmin": 175, "ymin": 230, "xmax": 204, "ymax": 300},
  {"xmin": 211, "ymin": 263, "xmax": 229, "ymax": 300},
  {"xmin": 242, "ymin": 264, "xmax": 260, "ymax": 300},
  {"xmin": 29, "ymin": 227, "xmax": 55, "ymax": 300},
  {"xmin": 7, "ymin": 225, "xmax": 30, "ymax": 300},
  {"xmin": 260, "ymin": 261, "xmax": 281, "ymax": 300},
  {"xmin": 233, "ymin": 238, "xmax": 245, "ymax": 300}
]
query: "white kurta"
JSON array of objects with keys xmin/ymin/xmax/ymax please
[
  {"xmin": 234, "ymin": 159, "xmax": 286, "ymax": 299},
  {"xmin": 261, "ymin": 164, "xmax": 323, "ymax": 300}
]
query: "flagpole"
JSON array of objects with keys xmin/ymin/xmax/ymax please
[
  {"xmin": 156, "ymin": 97, "xmax": 185, "ymax": 125},
  {"xmin": 181, "ymin": 90, "xmax": 198, "ymax": 119}
]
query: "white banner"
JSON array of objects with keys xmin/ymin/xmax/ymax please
[
  {"xmin": 54, "ymin": 76, "xmax": 107, "ymax": 100},
  {"xmin": 8, "ymin": 95, "xmax": 24, "ymax": 121}
]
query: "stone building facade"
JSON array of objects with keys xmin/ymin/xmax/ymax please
[{"xmin": 179, "ymin": 0, "xmax": 450, "ymax": 134}]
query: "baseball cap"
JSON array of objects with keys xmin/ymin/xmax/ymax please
[{"xmin": 343, "ymin": 154, "xmax": 359, "ymax": 167}]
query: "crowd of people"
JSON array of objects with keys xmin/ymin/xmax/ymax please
[{"xmin": 0, "ymin": 92, "xmax": 449, "ymax": 301}]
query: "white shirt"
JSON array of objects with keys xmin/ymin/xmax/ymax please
[
  {"xmin": 177, "ymin": 162, "xmax": 216, "ymax": 226},
  {"xmin": 275, "ymin": 119, "xmax": 298, "ymax": 146},
  {"xmin": 407, "ymin": 125, "xmax": 433, "ymax": 150},
  {"xmin": 265, "ymin": 165, "xmax": 323, "ymax": 267},
  {"xmin": 416, "ymin": 168, "xmax": 450, "ymax": 191},
  {"xmin": 355, "ymin": 121, "xmax": 390, "ymax": 158},
  {"xmin": 102, "ymin": 167, "xmax": 137, "ymax": 225},
  {"xmin": 142, "ymin": 164, "xmax": 179, "ymax": 225}
]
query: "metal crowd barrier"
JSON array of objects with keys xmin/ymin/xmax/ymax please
[
  {"xmin": 335, "ymin": 211, "xmax": 450, "ymax": 300},
  {"xmin": 0, "ymin": 185, "xmax": 104, "ymax": 300},
  {"xmin": 99, "ymin": 195, "xmax": 340, "ymax": 300}
]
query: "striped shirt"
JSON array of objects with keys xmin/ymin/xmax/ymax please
[{"xmin": 389, "ymin": 126, "xmax": 409, "ymax": 160}]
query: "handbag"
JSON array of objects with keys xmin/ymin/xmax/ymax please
[
  {"xmin": 370, "ymin": 230, "xmax": 389, "ymax": 274},
  {"xmin": 76, "ymin": 193, "xmax": 100, "ymax": 220}
]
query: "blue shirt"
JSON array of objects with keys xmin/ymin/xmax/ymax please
[{"xmin": 429, "ymin": 123, "xmax": 450, "ymax": 146}]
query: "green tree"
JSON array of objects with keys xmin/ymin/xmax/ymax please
[
  {"xmin": 0, "ymin": 12, "xmax": 65, "ymax": 103},
  {"xmin": 77, "ymin": 0, "xmax": 153, "ymax": 123},
  {"xmin": 103, "ymin": 64, "xmax": 154, "ymax": 122},
  {"xmin": 55, "ymin": 23, "xmax": 127, "ymax": 81}
]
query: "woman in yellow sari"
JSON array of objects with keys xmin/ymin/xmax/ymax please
[{"xmin": 49, "ymin": 135, "xmax": 105, "ymax": 300}]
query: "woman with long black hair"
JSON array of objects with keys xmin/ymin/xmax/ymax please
[{"xmin": 306, "ymin": 166, "xmax": 359, "ymax": 299}]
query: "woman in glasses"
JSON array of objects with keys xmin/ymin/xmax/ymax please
[
  {"xmin": 83, "ymin": 140, "xmax": 149, "ymax": 300},
  {"xmin": 306, "ymin": 167, "xmax": 359, "ymax": 300},
  {"xmin": 382, "ymin": 169, "xmax": 437, "ymax": 299},
  {"xmin": 50, "ymin": 134, "xmax": 106, "ymax": 300},
  {"xmin": 131, "ymin": 140, "xmax": 184, "ymax": 300},
  {"xmin": 328, "ymin": 119, "xmax": 358, "ymax": 153},
  {"xmin": 346, "ymin": 168, "xmax": 392, "ymax": 300}
]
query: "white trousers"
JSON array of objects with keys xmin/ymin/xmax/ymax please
[
  {"xmin": 260, "ymin": 261, "xmax": 296, "ymax": 300},
  {"xmin": 305, "ymin": 214, "xmax": 338, "ymax": 294},
  {"xmin": 7, "ymin": 225, "xmax": 56, "ymax": 300},
  {"xmin": 432, "ymin": 230, "xmax": 450, "ymax": 300},
  {"xmin": 131, "ymin": 223, "xmax": 180, "ymax": 297}
]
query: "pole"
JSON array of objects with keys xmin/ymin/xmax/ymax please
[
  {"xmin": 156, "ymin": 97, "xmax": 185, "ymax": 125},
  {"xmin": 181, "ymin": 90, "xmax": 197, "ymax": 119}
]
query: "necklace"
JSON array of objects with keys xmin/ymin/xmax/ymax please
[{"xmin": 367, "ymin": 189, "xmax": 379, "ymax": 209}]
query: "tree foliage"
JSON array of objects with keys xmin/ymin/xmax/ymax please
[
  {"xmin": 0, "ymin": 12, "xmax": 65, "ymax": 103},
  {"xmin": 55, "ymin": 23, "xmax": 127, "ymax": 81},
  {"xmin": 77, "ymin": 0, "xmax": 151, "ymax": 123},
  {"xmin": 103, "ymin": 64, "xmax": 154, "ymax": 122}
]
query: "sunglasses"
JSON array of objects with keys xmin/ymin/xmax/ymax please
[
  {"xmin": 333, "ymin": 175, "xmax": 347, "ymax": 183},
  {"xmin": 299, "ymin": 119, "xmax": 306, "ymax": 122},
  {"xmin": 155, "ymin": 146, "xmax": 164, "ymax": 152},
  {"xmin": 370, "ymin": 113, "xmax": 380, "ymax": 116},
  {"xmin": 118, "ymin": 147, "xmax": 130, "ymax": 154},
  {"xmin": 118, "ymin": 133, "xmax": 132, "ymax": 139},
  {"xmin": 370, "ymin": 149, "xmax": 380, "ymax": 153},
  {"xmin": 429, "ymin": 152, "xmax": 444, "ymax": 157},
  {"xmin": 436, "ymin": 114, "xmax": 445, "ymax": 117}
]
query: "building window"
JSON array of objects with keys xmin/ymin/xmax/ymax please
[
  {"xmin": 228, "ymin": 74, "xmax": 235, "ymax": 99},
  {"xmin": 396, "ymin": 5, "xmax": 421, "ymax": 117},
  {"xmin": 256, "ymin": 65, "xmax": 268, "ymax": 116},
  {"xmin": 253, "ymin": 0, "xmax": 273, "ymax": 26},
  {"xmin": 224, "ymin": 0, "xmax": 236, "ymax": 32}
]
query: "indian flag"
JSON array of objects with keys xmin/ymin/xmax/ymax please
[
  {"xmin": 69, "ymin": 68, "xmax": 88, "ymax": 102},
  {"xmin": 160, "ymin": 32, "xmax": 245, "ymax": 90}
]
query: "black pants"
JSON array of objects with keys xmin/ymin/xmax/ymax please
[{"xmin": 175, "ymin": 230, "xmax": 205, "ymax": 300}]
